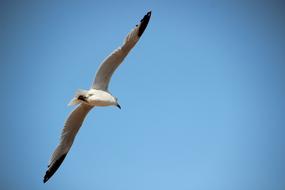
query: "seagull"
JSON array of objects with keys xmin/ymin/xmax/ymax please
[{"xmin": 43, "ymin": 11, "xmax": 151, "ymax": 183}]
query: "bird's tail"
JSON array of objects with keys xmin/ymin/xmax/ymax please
[{"xmin": 68, "ymin": 89, "xmax": 89, "ymax": 106}]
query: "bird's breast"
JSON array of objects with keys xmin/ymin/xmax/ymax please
[{"xmin": 87, "ymin": 90, "xmax": 115, "ymax": 107}]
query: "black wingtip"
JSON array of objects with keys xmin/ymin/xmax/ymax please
[
  {"xmin": 146, "ymin": 11, "xmax": 152, "ymax": 17},
  {"xmin": 138, "ymin": 11, "xmax": 152, "ymax": 37},
  {"xmin": 43, "ymin": 153, "xmax": 67, "ymax": 183}
]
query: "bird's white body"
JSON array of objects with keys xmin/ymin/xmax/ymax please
[
  {"xmin": 43, "ymin": 11, "xmax": 151, "ymax": 183},
  {"xmin": 68, "ymin": 89, "xmax": 117, "ymax": 107},
  {"xmin": 82, "ymin": 89, "xmax": 116, "ymax": 107}
]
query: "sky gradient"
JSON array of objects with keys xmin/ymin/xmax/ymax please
[{"xmin": 1, "ymin": 1, "xmax": 285, "ymax": 190}]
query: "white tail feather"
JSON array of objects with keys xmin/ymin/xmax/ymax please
[{"xmin": 68, "ymin": 89, "xmax": 89, "ymax": 106}]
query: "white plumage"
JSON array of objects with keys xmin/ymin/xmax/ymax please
[{"xmin": 43, "ymin": 11, "xmax": 151, "ymax": 183}]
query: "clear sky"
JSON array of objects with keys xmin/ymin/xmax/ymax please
[{"xmin": 1, "ymin": 1, "xmax": 285, "ymax": 190}]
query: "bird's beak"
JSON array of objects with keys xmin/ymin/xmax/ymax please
[{"xmin": 116, "ymin": 103, "xmax": 121, "ymax": 109}]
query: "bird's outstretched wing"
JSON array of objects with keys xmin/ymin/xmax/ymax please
[
  {"xmin": 43, "ymin": 104, "xmax": 93, "ymax": 183},
  {"xmin": 92, "ymin": 11, "xmax": 151, "ymax": 91}
]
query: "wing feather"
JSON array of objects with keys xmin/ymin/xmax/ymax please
[
  {"xmin": 43, "ymin": 104, "xmax": 93, "ymax": 183},
  {"xmin": 92, "ymin": 11, "xmax": 151, "ymax": 90}
]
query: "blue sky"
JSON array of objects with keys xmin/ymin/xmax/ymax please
[{"xmin": 1, "ymin": 1, "xmax": 285, "ymax": 190}]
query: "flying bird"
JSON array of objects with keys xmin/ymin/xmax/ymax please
[{"xmin": 43, "ymin": 11, "xmax": 151, "ymax": 183}]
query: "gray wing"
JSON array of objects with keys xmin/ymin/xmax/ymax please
[
  {"xmin": 92, "ymin": 11, "xmax": 151, "ymax": 91},
  {"xmin": 43, "ymin": 104, "xmax": 93, "ymax": 183}
]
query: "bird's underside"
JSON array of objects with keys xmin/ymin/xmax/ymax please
[{"xmin": 43, "ymin": 11, "xmax": 151, "ymax": 183}]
